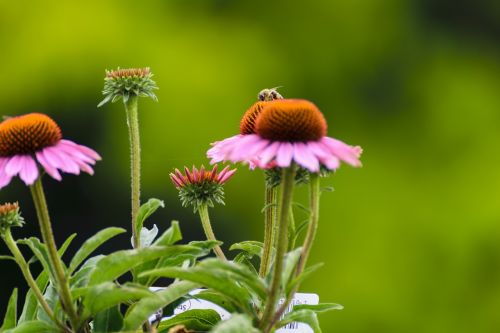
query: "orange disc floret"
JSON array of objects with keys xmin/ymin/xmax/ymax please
[
  {"xmin": 255, "ymin": 99, "xmax": 327, "ymax": 142},
  {"xmin": 0, "ymin": 113, "xmax": 62, "ymax": 156},
  {"xmin": 239, "ymin": 101, "xmax": 269, "ymax": 135}
]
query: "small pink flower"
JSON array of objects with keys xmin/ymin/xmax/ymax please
[
  {"xmin": 169, "ymin": 164, "xmax": 236, "ymax": 189},
  {"xmin": 0, "ymin": 113, "xmax": 101, "ymax": 188},
  {"xmin": 207, "ymin": 99, "xmax": 362, "ymax": 172}
]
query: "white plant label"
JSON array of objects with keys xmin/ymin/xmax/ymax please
[{"xmin": 154, "ymin": 288, "xmax": 319, "ymax": 332}]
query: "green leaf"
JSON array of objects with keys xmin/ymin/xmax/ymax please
[
  {"xmin": 93, "ymin": 306, "xmax": 123, "ymax": 333},
  {"xmin": 276, "ymin": 309, "xmax": 321, "ymax": 333},
  {"xmin": 0, "ymin": 255, "xmax": 15, "ymax": 261},
  {"xmin": 210, "ymin": 314, "xmax": 259, "ymax": 333},
  {"xmin": 70, "ymin": 255, "xmax": 104, "ymax": 289},
  {"xmin": 195, "ymin": 290, "xmax": 238, "ymax": 314},
  {"xmin": 88, "ymin": 245, "xmax": 200, "ymax": 286},
  {"xmin": 18, "ymin": 238, "xmax": 55, "ymax": 281},
  {"xmin": 69, "ymin": 227, "xmax": 126, "ymax": 274},
  {"xmin": 198, "ymin": 259, "xmax": 267, "ymax": 301},
  {"xmin": 19, "ymin": 272, "xmax": 49, "ymax": 323},
  {"xmin": 27, "ymin": 233, "xmax": 77, "ymax": 265},
  {"xmin": 286, "ymin": 263, "xmax": 324, "ymax": 294},
  {"xmin": 152, "ymin": 220, "xmax": 182, "ymax": 246},
  {"xmin": 122, "ymin": 281, "xmax": 199, "ymax": 331},
  {"xmin": 232, "ymin": 253, "xmax": 258, "ymax": 276},
  {"xmin": 1, "ymin": 289, "xmax": 18, "ymax": 330},
  {"xmin": 139, "ymin": 266, "xmax": 254, "ymax": 314},
  {"xmin": 135, "ymin": 198, "xmax": 164, "ymax": 244},
  {"xmin": 157, "ymin": 309, "xmax": 221, "ymax": 332},
  {"xmin": 3, "ymin": 320, "xmax": 54, "ymax": 333},
  {"xmin": 282, "ymin": 247, "xmax": 303, "ymax": 290},
  {"xmin": 139, "ymin": 225, "xmax": 158, "ymax": 248},
  {"xmin": 83, "ymin": 282, "xmax": 153, "ymax": 315},
  {"xmin": 36, "ymin": 283, "xmax": 60, "ymax": 324},
  {"xmin": 293, "ymin": 303, "xmax": 344, "ymax": 313},
  {"xmin": 229, "ymin": 241, "xmax": 263, "ymax": 258}
]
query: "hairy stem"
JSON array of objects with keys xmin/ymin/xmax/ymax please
[
  {"xmin": 259, "ymin": 185, "xmax": 278, "ymax": 278},
  {"xmin": 2, "ymin": 228, "xmax": 71, "ymax": 332},
  {"xmin": 198, "ymin": 204, "xmax": 227, "ymax": 260},
  {"xmin": 124, "ymin": 95, "xmax": 142, "ymax": 249},
  {"xmin": 270, "ymin": 173, "xmax": 321, "ymax": 328},
  {"xmin": 260, "ymin": 166, "xmax": 296, "ymax": 332},
  {"xmin": 287, "ymin": 205, "xmax": 296, "ymax": 251},
  {"xmin": 30, "ymin": 178, "xmax": 79, "ymax": 331}
]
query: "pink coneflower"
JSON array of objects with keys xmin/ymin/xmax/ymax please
[
  {"xmin": 0, "ymin": 113, "xmax": 101, "ymax": 188},
  {"xmin": 207, "ymin": 99, "xmax": 362, "ymax": 172}
]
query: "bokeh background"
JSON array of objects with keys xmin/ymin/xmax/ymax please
[{"xmin": 1, "ymin": 0, "xmax": 500, "ymax": 332}]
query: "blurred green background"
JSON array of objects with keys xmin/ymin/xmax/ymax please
[{"xmin": 1, "ymin": 0, "xmax": 500, "ymax": 332}]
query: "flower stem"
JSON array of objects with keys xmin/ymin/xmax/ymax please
[
  {"xmin": 260, "ymin": 166, "xmax": 296, "ymax": 332},
  {"xmin": 270, "ymin": 173, "xmax": 321, "ymax": 328},
  {"xmin": 198, "ymin": 204, "xmax": 227, "ymax": 260},
  {"xmin": 2, "ymin": 228, "xmax": 71, "ymax": 332},
  {"xmin": 259, "ymin": 185, "xmax": 277, "ymax": 278},
  {"xmin": 287, "ymin": 205, "xmax": 296, "ymax": 251},
  {"xmin": 124, "ymin": 95, "xmax": 142, "ymax": 249},
  {"xmin": 30, "ymin": 178, "xmax": 79, "ymax": 331}
]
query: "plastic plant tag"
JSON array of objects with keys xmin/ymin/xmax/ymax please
[{"xmin": 152, "ymin": 288, "xmax": 319, "ymax": 332}]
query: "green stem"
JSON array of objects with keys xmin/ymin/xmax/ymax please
[
  {"xmin": 2, "ymin": 228, "xmax": 71, "ymax": 333},
  {"xmin": 198, "ymin": 204, "xmax": 227, "ymax": 260},
  {"xmin": 287, "ymin": 205, "xmax": 296, "ymax": 251},
  {"xmin": 260, "ymin": 166, "xmax": 296, "ymax": 332},
  {"xmin": 124, "ymin": 95, "xmax": 141, "ymax": 249},
  {"xmin": 30, "ymin": 178, "xmax": 79, "ymax": 331},
  {"xmin": 259, "ymin": 185, "xmax": 277, "ymax": 278},
  {"xmin": 270, "ymin": 173, "xmax": 321, "ymax": 329}
]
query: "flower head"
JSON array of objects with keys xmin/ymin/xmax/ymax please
[
  {"xmin": 98, "ymin": 67, "xmax": 158, "ymax": 107},
  {"xmin": 0, "ymin": 113, "xmax": 101, "ymax": 188},
  {"xmin": 170, "ymin": 164, "xmax": 236, "ymax": 212},
  {"xmin": 0, "ymin": 202, "xmax": 24, "ymax": 233},
  {"xmin": 207, "ymin": 99, "xmax": 362, "ymax": 173}
]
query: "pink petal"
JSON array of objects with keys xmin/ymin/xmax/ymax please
[
  {"xmin": 228, "ymin": 134, "xmax": 263, "ymax": 161},
  {"xmin": 257, "ymin": 141, "xmax": 280, "ymax": 166},
  {"xmin": 293, "ymin": 143, "xmax": 320, "ymax": 172},
  {"xmin": 61, "ymin": 140, "xmax": 101, "ymax": 161},
  {"xmin": 321, "ymin": 137, "xmax": 362, "ymax": 167},
  {"xmin": 0, "ymin": 158, "xmax": 13, "ymax": 188},
  {"xmin": 219, "ymin": 169, "xmax": 236, "ymax": 184},
  {"xmin": 322, "ymin": 156, "xmax": 340, "ymax": 170},
  {"xmin": 5, "ymin": 155, "xmax": 24, "ymax": 177},
  {"xmin": 43, "ymin": 147, "xmax": 80, "ymax": 174},
  {"xmin": 276, "ymin": 142, "xmax": 294, "ymax": 168},
  {"xmin": 36, "ymin": 151, "xmax": 62, "ymax": 181},
  {"xmin": 217, "ymin": 166, "xmax": 230, "ymax": 182},
  {"xmin": 18, "ymin": 156, "xmax": 39, "ymax": 185}
]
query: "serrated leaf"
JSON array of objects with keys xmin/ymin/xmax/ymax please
[
  {"xmin": 157, "ymin": 309, "xmax": 221, "ymax": 332},
  {"xmin": 134, "ymin": 198, "xmax": 164, "ymax": 245},
  {"xmin": 93, "ymin": 306, "xmax": 123, "ymax": 333},
  {"xmin": 83, "ymin": 282, "xmax": 153, "ymax": 315},
  {"xmin": 1, "ymin": 288, "xmax": 17, "ymax": 330},
  {"xmin": 122, "ymin": 281, "xmax": 199, "ymax": 331},
  {"xmin": 293, "ymin": 303, "xmax": 344, "ymax": 313},
  {"xmin": 3, "ymin": 320, "xmax": 55, "ymax": 333},
  {"xmin": 88, "ymin": 246, "xmax": 199, "ymax": 286},
  {"xmin": 69, "ymin": 227, "xmax": 126, "ymax": 274},
  {"xmin": 276, "ymin": 309, "xmax": 321, "ymax": 333},
  {"xmin": 210, "ymin": 314, "xmax": 259, "ymax": 333}
]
